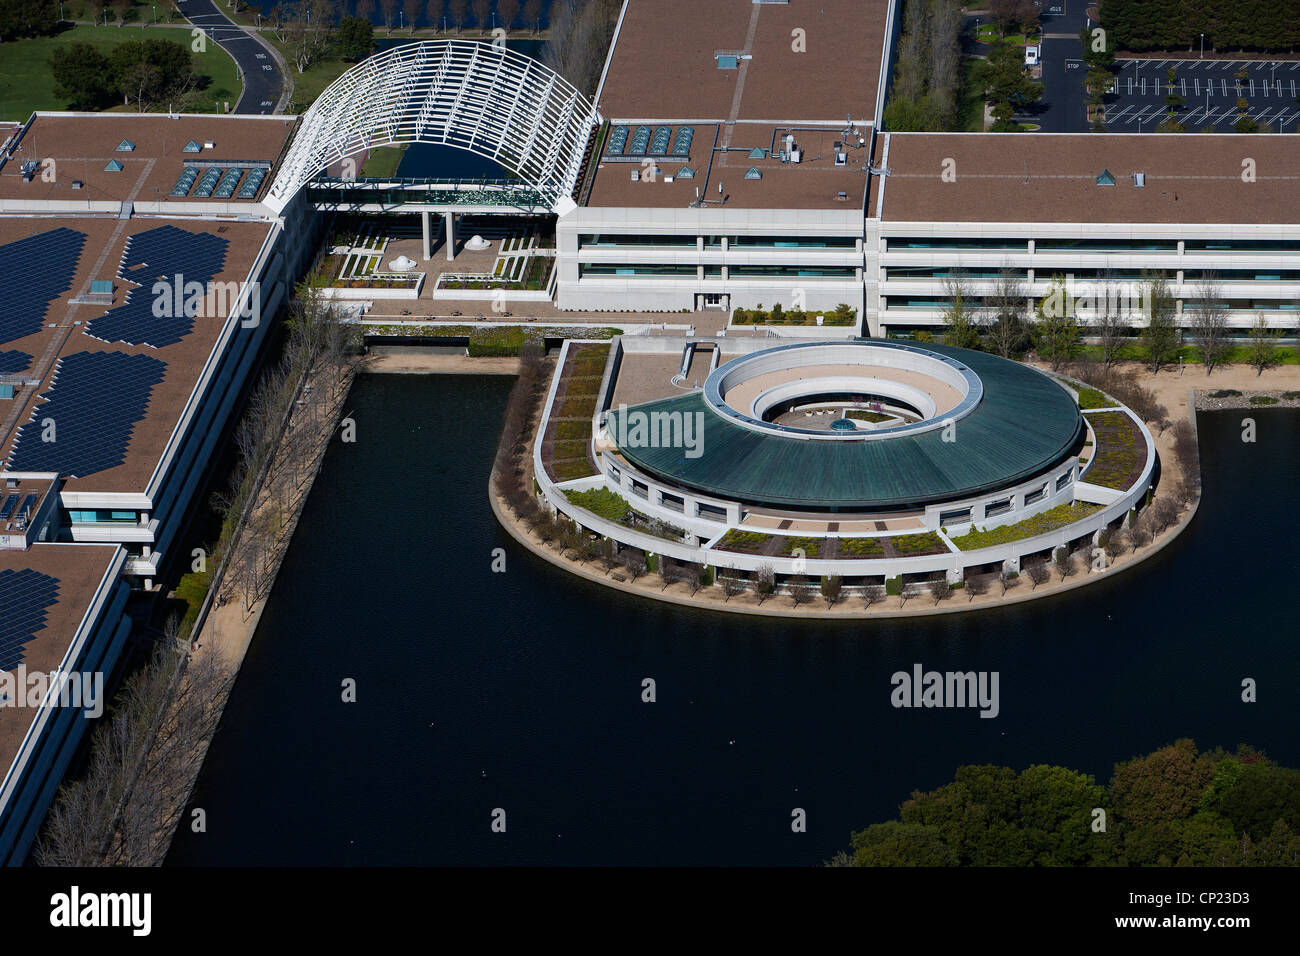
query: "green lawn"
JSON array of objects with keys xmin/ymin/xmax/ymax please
[
  {"xmin": 957, "ymin": 56, "xmax": 987, "ymax": 131},
  {"xmin": 0, "ymin": 23, "xmax": 242, "ymax": 121},
  {"xmin": 359, "ymin": 145, "xmax": 406, "ymax": 177}
]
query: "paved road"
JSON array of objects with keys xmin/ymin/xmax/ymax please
[
  {"xmin": 175, "ymin": 0, "xmax": 287, "ymax": 113},
  {"xmin": 1103, "ymin": 59, "xmax": 1300, "ymax": 132},
  {"xmin": 1031, "ymin": 0, "xmax": 1092, "ymax": 132}
]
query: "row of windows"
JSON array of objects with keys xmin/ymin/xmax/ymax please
[
  {"xmin": 887, "ymin": 237, "xmax": 1300, "ymax": 253},
  {"xmin": 885, "ymin": 296, "xmax": 1300, "ymax": 311},
  {"xmin": 580, "ymin": 263, "xmax": 858, "ymax": 278},
  {"xmin": 885, "ymin": 267, "xmax": 1300, "ymax": 282},
  {"xmin": 580, "ymin": 234, "xmax": 858, "ymax": 250},
  {"xmin": 68, "ymin": 509, "xmax": 139, "ymax": 524}
]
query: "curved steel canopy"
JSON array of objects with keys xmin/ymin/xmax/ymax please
[{"xmin": 265, "ymin": 40, "xmax": 602, "ymax": 214}]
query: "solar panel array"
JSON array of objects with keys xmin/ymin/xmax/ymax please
[
  {"xmin": 86, "ymin": 225, "xmax": 229, "ymax": 348},
  {"xmin": 0, "ymin": 495, "xmax": 16, "ymax": 519},
  {"xmin": 0, "ymin": 228, "xmax": 86, "ymax": 347},
  {"xmin": 0, "ymin": 568, "xmax": 61, "ymax": 672},
  {"xmin": 0, "ymin": 349, "xmax": 32, "ymax": 375},
  {"xmin": 6, "ymin": 351, "xmax": 166, "ymax": 478}
]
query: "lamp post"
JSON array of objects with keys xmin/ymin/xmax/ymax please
[{"xmin": 1200, "ymin": 33, "xmax": 1204, "ymax": 58}]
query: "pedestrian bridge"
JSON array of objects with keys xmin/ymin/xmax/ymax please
[{"xmin": 265, "ymin": 40, "xmax": 601, "ymax": 215}]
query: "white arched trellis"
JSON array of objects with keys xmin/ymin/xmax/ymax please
[{"xmin": 265, "ymin": 40, "xmax": 601, "ymax": 213}]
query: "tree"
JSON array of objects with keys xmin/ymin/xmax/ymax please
[
  {"xmin": 498, "ymin": 0, "xmax": 519, "ymax": 29},
  {"xmin": 787, "ymin": 573, "xmax": 813, "ymax": 607},
  {"xmin": 820, "ymin": 574, "xmax": 842, "ymax": 609},
  {"xmin": 1091, "ymin": 273, "xmax": 1129, "ymax": 368},
  {"xmin": 863, "ymin": 584, "xmax": 883, "ymax": 609},
  {"xmin": 471, "ymin": 0, "xmax": 490, "ymax": 30},
  {"xmin": 623, "ymin": 549, "xmax": 646, "ymax": 581},
  {"xmin": 683, "ymin": 562, "xmax": 704, "ymax": 595},
  {"xmin": 111, "ymin": 0, "xmax": 130, "ymax": 26},
  {"xmin": 108, "ymin": 38, "xmax": 195, "ymax": 110},
  {"xmin": 50, "ymin": 43, "xmax": 113, "ymax": 110},
  {"xmin": 928, "ymin": 572, "xmax": 952, "ymax": 605},
  {"xmin": 999, "ymin": 562, "xmax": 1014, "ymax": 595},
  {"xmin": 1034, "ymin": 274, "xmax": 1083, "ymax": 370},
  {"xmin": 1026, "ymin": 562, "xmax": 1049, "ymax": 589},
  {"xmin": 0, "ymin": 0, "xmax": 58, "ymax": 41},
  {"xmin": 965, "ymin": 574, "xmax": 988, "ymax": 602},
  {"xmin": 941, "ymin": 275, "xmax": 982, "ymax": 350},
  {"xmin": 1104, "ymin": 528, "xmax": 1125, "ymax": 565},
  {"xmin": 1188, "ymin": 275, "xmax": 1230, "ymax": 374},
  {"xmin": 403, "ymin": 0, "xmax": 421, "ymax": 31},
  {"xmin": 1053, "ymin": 547, "xmax": 1076, "ymax": 581},
  {"xmin": 598, "ymin": 537, "xmax": 619, "ymax": 575},
  {"xmin": 976, "ymin": 36, "xmax": 1043, "ymax": 127},
  {"xmin": 1246, "ymin": 315, "xmax": 1279, "ymax": 376},
  {"xmin": 447, "ymin": 0, "xmax": 466, "ymax": 32},
  {"xmin": 524, "ymin": 0, "xmax": 541, "ymax": 32},
  {"xmin": 986, "ymin": 270, "xmax": 1029, "ymax": 357},
  {"xmin": 425, "ymin": 0, "xmax": 444, "ymax": 31},
  {"xmin": 754, "ymin": 564, "xmax": 775, "ymax": 605},
  {"xmin": 722, "ymin": 571, "xmax": 744, "ymax": 602},
  {"xmin": 1141, "ymin": 275, "xmax": 1180, "ymax": 373},
  {"xmin": 334, "ymin": 16, "xmax": 375, "ymax": 60},
  {"xmin": 379, "ymin": 0, "xmax": 396, "ymax": 33}
]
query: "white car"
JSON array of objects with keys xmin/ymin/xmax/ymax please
[{"xmin": 1025, "ymin": 46, "xmax": 1040, "ymax": 67}]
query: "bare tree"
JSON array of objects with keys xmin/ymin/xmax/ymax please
[
  {"xmin": 722, "ymin": 571, "xmax": 744, "ymax": 602},
  {"xmin": 987, "ymin": 269, "xmax": 1029, "ymax": 358},
  {"xmin": 448, "ymin": 0, "xmax": 467, "ymax": 31},
  {"xmin": 1093, "ymin": 273, "xmax": 1129, "ymax": 368},
  {"xmin": 659, "ymin": 561, "xmax": 681, "ymax": 591},
  {"xmin": 425, "ymin": 0, "xmax": 444, "ymax": 30},
  {"xmin": 928, "ymin": 572, "xmax": 952, "ymax": 605},
  {"xmin": 1189, "ymin": 275, "xmax": 1231, "ymax": 374},
  {"xmin": 863, "ymin": 584, "xmax": 884, "ymax": 609},
  {"xmin": 524, "ymin": 0, "xmax": 541, "ymax": 33},
  {"xmin": 999, "ymin": 562, "xmax": 1014, "ymax": 595},
  {"xmin": 404, "ymin": 0, "xmax": 421, "ymax": 30},
  {"xmin": 1128, "ymin": 513, "xmax": 1151, "ymax": 552},
  {"xmin": 820, "ymin": 574, "xmax": 843, "ymax": 608},
  {"xmin": 1104, "ymin": 527, "xmax": 1126, "ymax": 565},
  {"xmin": 380, "ymin": 0, "xmax": 397, "ymax": 33},
  {"xmin": 1053, "ymin": 547, "xmax": 1076, "ymax": 581},
  {"xmin": 965, "ymin": 573, "xmax": 989, "ymax": 602},
  {"xmin": 1026, "ymin": 561, "xmax": 1050, "ymax": 590},
  {"xmin": 754, "ymin": 564, "xmax": 776, "ymax": 605},
  {"xmin": 623, "ymin": 549, "xmax": 647, "ymax": 581},
  {"xmin": 786, "ymin": 573, "xmax": 814, "ymax": 607},
  {"xmin": 471, "ymin": 0, "xmax": 491, "ymax": 31},
  {"xmin": 684, "ymin": 562, "xmax": 704, "ymax": 595},
  {"xmin": 498, "ymin": 0, "xmax": 520, "ymax": 29}
]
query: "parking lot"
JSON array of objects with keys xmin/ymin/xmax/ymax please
[{"xmin": 1103, "ymin": 59, "xmax": 1300, "ymax": 132}]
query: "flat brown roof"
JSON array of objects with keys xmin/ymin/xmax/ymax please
[
  {"xmin": 596, "ymin": 0, "xmax": 888, "ymax": 125},
  {"xmin": 0, "ymin": 113, "xmax": 295, "ymax": 205},
  {"xmin": 0, "ymin": 543, "xmax": 120, "ymax": 781},
  {"xmin": 0, "ymin": 215, "xmax": 273, "ymax": 497},
  {"xmin": 587, "ymin": 122, "xmax": 870, "ymax": 210},
  {"xmin": 879, "ymin": 133, "xmax": 1300, "ymax": 225}
]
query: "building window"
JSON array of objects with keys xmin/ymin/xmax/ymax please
[
  {"xmin": 1056, "ymin": 471, "xmax": 1073, "ymax": 490},
  {"xmin": 1025, "ymin": 484, "xmax": 1047, "ymax": 505},
  {"xmin": 940, "ymin": 508, "xmax": 972, "ymax": 525},
  {"xmin": 985, "ymin": 498, "xmax": 1012, "ymax": 517},
  {"xmin": 728, "ymin": 235, "xmax": 858, "ymax": 249},
  {"xmin": 580, "ymin": 263, "xmax": 699, "ymax": 277},
  {"xmin": 729, "ymin": 265, "xmax": 857, "ymax": 279}
]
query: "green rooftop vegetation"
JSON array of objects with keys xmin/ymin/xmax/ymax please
[
  {"xmin": 1083, "ymin": 412, "xmax": 1145, "ymax": 491},
  {"xmin": 563, "ymin": 487, "xmax": 683, "ymax": 542},
  {"xmin": 889, "ymin": 532, "xmax": 949, "ymax": 555},
  {"xmin": 837, "ymin": 537, "xmax": 885, "ymax": 557},
  {"xmin": 949, "ymin": 501, "xmax": 1105, "ymax": 550},
  {"xmin": 715, "ymin": 529, "xmax": 772, "ymax": 554},
  {"xmin": 732, "ymin": 303, "xmax": 857, "ymax": 327},
  {"xmin": 779, "ymin": 536, "xmax": 821, "ymax": 558}
]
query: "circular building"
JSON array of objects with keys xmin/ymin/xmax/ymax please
[{"xmin": 538, "ymin": 337, "xmax": 1157, "ymax": 593}]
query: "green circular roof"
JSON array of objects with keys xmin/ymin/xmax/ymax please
[{"xmin": 606, "ymin": 341, "xmax": 1084, "ymax": 511}]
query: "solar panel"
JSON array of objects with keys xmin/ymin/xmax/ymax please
[
  {"xmin": 86, "ymin": 225, "xmax": 230, "ymax": 348},
  {"xmin": 0, "ymin": 227, "xmax": 87, "ymax": 347},
  {"xmin": 0, "ymin": 495, "xmax": 16, "ymax": 519},
  {"xmin": 0, "ymin": 568, "xmax": 60, "ymax": 672},
  {"xmin": 0, "ymin": 349, "xmax": 32, "ymax": 375},
  {"xmin": 17, "ymin": 494, "xmax": 36, "ymax": 519},
  {"xmin": 6, "ymin": 350, "xmax": 167, "ymax": 478}
]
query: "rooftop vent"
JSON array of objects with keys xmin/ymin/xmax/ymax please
[
  {"xmin": 20, "ymin": 159, "xmax": 37, "ymax": 182},
  {"xmin": 1134, "ymin": 172, "xmax": 1146, "ymax": 187},
  {"xmin": 1096, "ymin": 169, "xmax": 1116, "ymax": 186},
  {"xmin": 116, "ymin": 139, "xmax": 135, "ymax": 152}
]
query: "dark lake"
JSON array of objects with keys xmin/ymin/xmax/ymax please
[{"xmin": 167, "ymin": 375, "xmax": 1299, "ymax": 865}]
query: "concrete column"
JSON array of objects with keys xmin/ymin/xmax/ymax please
[
  {"xmin": 421, "ymin": 211, "xmax": 432, "ymax": 261},
  {"xmin": 444, "ymin": 212, "xmax": 456, "ymax": 262}
]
